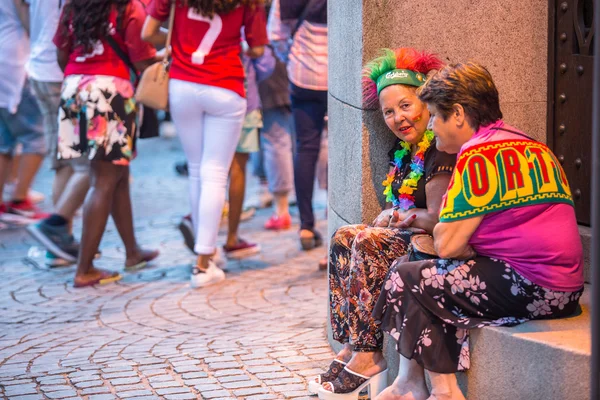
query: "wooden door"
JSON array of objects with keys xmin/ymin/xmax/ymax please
[{"xmin": 550, "ymin": 0, "xmax": 595, "ymax": 225}]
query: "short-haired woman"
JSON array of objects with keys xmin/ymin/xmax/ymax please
[
  {"xmin": 314, "ymin": 48, "xmax": 456, "ymax": 399},
  {"xmin": 372, "ymin": 62, "xmax": 584, "ymax": 400}
]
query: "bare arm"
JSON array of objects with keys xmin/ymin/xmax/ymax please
[
  {"xmin": 133, "ymin": 57, "xmax": 157, "ymax": 73},
  {"xmin": 57, "ymin": 48, "xmax": 69, "ymax": 72},
  {"xmin": 433, "ymin": 215, "xmax": 483, "ymax": 259},
  {"xmin": 141, "ymin": 16, "xmax": 168, "ymax": 48},
  {"xmin": 246, "ymin": 46, "xmax": 265, "ymax": 59}
]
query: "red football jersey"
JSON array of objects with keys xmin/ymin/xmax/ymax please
[
  {"xmin": 53, "ymin": 1, "xmax": 156, "ymax": 81},
  {"xmin": 147, "ymin": 0, "xmax": 268, "ymax": 98}
]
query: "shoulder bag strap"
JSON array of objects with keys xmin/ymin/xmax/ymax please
[
  {"xmin": 290, "ymin": 0, "xmax": 315, "ymax": 39},
  {"xmin": 163, "ymin": 0, "xmax": 176, "ymax": 62},
  {"xmin": 106, "ymin": 0, "xmax": 176, "ymax": 79},
  {"xmin": 105, "ymin": 35, "xmax": 140, "ymax": 82}
]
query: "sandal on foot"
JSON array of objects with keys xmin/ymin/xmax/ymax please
[
  {"xmin": 125, "ymin": 249, "xmax": 160, "ymax": 272},
  {"xmin": 308, "ymin": 359, "xmax": 347, "ymax": 394},
  {"xmin": 73, "ymin": 270, "xmax": 122, "ymax": 288},
  {"xmin": 300, "ymin": 230, "xmax": 323, "ymax": 251},
  {"xmin": 317, "ymin": 367, "xmax": 388, "ymax": 400}
]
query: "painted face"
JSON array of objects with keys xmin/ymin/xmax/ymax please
[
  {"xmin": 379, "ymin": 84, "xmax": 430, "ymax": 146},
  {"xmin": 427, "ymin": 104, "xmax": 462, "ymax": 154}
]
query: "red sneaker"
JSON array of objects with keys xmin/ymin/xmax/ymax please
[
  {"xmin": 264, "ymin": 213, "xmax": 292, "ymax": 230},
  {"xmin": 6, "ymin": 199, "xmax": 50, "ymax": 222},
  {"xmin": 223, "ymin": 239, "xmax": 260, "ymax": 259}
]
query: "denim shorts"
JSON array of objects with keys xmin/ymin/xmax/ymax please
[
  {"xmin": 236, "ymin": 109, "xmax": 262, "ymax": 153},
  {"xmin": 0, "ymin": 81, "xmax": 46, "ymax": 155},
  {"xmin": 30, "ymin": 79, "xmax": 88, "ymax": 171}
]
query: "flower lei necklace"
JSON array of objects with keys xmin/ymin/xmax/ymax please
[{"xmin": 382, "ymin": 130, "xmax": 435, "ymax": 210}]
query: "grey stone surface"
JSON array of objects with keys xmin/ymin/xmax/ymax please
[
  {"xmin": 467, "ymin": 288, "xmax": 591, "ymax": 400},
  {"xmin": 328, "ymin": 95, "xmax": 396, "ymax": 227},
  {"xmin": 502, "ymin": 101, "xmax": 549, "ymax": 143},
  {"xmin": 329, "ymin": 0, "xmax": 551, "ymax": 231},
  {"xmin": 361, "ymin": 0, "xmax": 549, "ymax": 140},
  {"xmin": 580, "ymin": 226, "xmax": 592, "ymax": 284},
  {"xmin": 328, "ymin": 0, "xmax": 364, "ymax": 108},
  {"xmin": 0, "ymin": 137, "xmax": 334, "ymax": 399},
  {"xmin": 328, "ymin": 95, "xmax": 365, "ymax": 224}
]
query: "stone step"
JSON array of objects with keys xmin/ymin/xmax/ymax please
[
  {"xmin": 461, "ymin": 284, "xmax": 591, "ymax": 400},
  {"xmin": 580, "ymin": 226, "xmax": 592, "ymax": 283}
]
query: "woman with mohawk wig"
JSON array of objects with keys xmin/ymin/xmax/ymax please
[{"xmin": 314, "ymin": 48, "xmax": 456, "ymax": 399}]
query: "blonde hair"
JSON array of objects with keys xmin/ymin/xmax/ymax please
[{"xmin": 417, "ymin": 62, "xmax": 502, "ymax": 130}]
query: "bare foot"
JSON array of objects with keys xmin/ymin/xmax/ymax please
[
  {"xmin": 426, "ymin": 390, "xmax": 465, "ymax": 400},
  {"xmin": 374, "ymin": 376, "xmax": 429, "ymax": 400},
  {"xmin": 125, "ymin": 247, "xmax": 159, "ymax": 269},
  {"xmin": 74, "ymin": 267, "xmax": 122, "ymax": 288}
]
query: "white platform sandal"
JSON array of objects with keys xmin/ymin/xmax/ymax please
[
  {"xmin": 308, "ymin": 359, "xmax": 348, "ymax": 394},
  {"xmin": 317, "ymin": 366, "xmax": 388, "ymax": 400}
]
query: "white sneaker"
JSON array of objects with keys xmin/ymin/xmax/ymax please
[
  {"xmin": 190, "ymin": 261, "xmax": 225, "ymax": 288},
  {"xmin": 160, "ymin": 121, "xmax": 177, "ymax": 138},
  {"xmin": 212, "ymin": 247, "xmax": 226, "ymax": 268}
]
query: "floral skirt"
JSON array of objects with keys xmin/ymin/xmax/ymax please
[
  {"xmin": 329, "ymin": 224, "xmax": 413, "ymax": 351},
  {"xmin": 57, "ymin": 75, "xmax": 137, "ymax": 165},
  {"xmin": 373, "ymin": 256, "xmax": 584, "ymax": 373}
]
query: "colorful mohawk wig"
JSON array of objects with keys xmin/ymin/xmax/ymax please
[{"xmin": 362, "ymin": 48, "xmax": 443, "ymax": 108}]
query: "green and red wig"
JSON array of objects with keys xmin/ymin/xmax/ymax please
[{"xmin": 362, "ymin": 48, "xmax": 443, "ymax": 108}]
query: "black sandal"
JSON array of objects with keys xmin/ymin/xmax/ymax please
[{"xmin": 300, "ymin": 229, "xmax": 323, "ymax": 250}]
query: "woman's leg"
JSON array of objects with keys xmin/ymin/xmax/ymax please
[
  {"xmin": 193, "ymin": 87, "xmax": 246, "ymax": 269},
  {"xmin": 168, "ymin": 80, "xmax": 207, "ymax": 266},
  {"xmin": 329, "ymin": 225, "xmax": 367, "ymax": 347},
  {"xmin": 109, "ymin": 165, "xmax": 158, "ymax": 267},
  {"xmin": 261, "ymin": 107, "xmax": 294, "ymax": 218},
  {"xmin": 375, "ymin": 356, "xmax": 428, "ymax": 400},
  {"xmin": 374, "ymin": 256, "xmax": 583, "ymax": 399},
  {"xmin": 333, "ymin": 229, "xmax": 413, "ymax": 378},
  {"xmin": 226, "ymin": 152, "xmax": 249, "ymax": 247},
  {"xmin": 74, "ymin": 160, "xmax": 121, "ymax": 285},
  {"xmin": 291, "ymin": 85, "xmax": 327, "ymax": 233}
]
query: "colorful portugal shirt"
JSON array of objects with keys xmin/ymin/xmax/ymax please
[
  {"xmin": 440, "ymin": 135, "xmax": 573, "ymax": 222},
  {"xmin": 439, "ymin": 121, "xmax": 583, "ymax": 292}
]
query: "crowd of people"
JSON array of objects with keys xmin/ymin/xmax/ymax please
[
  {"xmin": 0, "ymin": 0, "xmax": 585, "ymax": 399},
  {"xmin": 0, "ymin": 0, "xmax": 329, "ymax": 288}
]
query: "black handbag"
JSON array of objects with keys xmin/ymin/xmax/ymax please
[
  {"xmin": 105, "ymin": 36, "xmax": 160, "ymax": 140},
  {"xmin": 408, "ymin": 234, "xmax": 439, "ymax": 262}
]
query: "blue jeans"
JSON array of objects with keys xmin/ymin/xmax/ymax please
[
  {"xmin": 290, "ymin": 83, "xmax": 328, "ymax": 231},
  {"xmin": 0, "ymin": 81, "xmax": 46, "ymax": 156},
  {"xmin": 260, "ymin": 106, "xmax": 295, "ymax": 194}
]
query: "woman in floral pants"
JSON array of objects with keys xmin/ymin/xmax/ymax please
[{"xmin": 372, "ymin": 63, "xmax": 584, "ymax": 400}]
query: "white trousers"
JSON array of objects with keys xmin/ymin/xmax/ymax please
[{"xmin": 169, "ymin": 79, "xmax": 246, "ymax": 254}]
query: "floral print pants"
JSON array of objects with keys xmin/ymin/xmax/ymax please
[
  {"xmin": 329, "ymin": 224, "xmax": 413, "ymax": 351},
  {"xmin": 373, "ymin": 256, "xmax": 584, "ymax": 373}
]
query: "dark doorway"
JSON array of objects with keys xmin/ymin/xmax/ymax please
[{"xmin": 549, "ymin": 0, "xmax": 596, "ymax": 225}]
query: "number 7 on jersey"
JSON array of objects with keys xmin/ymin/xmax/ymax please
[{"xmin": 187, "ymin": 8, "xmax": 223, "ymax": 65}]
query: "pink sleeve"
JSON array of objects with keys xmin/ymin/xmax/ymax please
[
  {"xmin": 124, "ymin": 1, "xmax": 157, "ymax": 63},
  {"xmin": 243, "ymin": 4, "xmax": 269, "ymax": 48},
  {"xmin": 146, "ymin": 0, "xmax": 170, "ymax": 22}
]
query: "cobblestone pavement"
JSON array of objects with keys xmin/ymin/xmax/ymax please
[{"xmin": 0, "ymin": 137, "xmax": 333, "ymax": 399}]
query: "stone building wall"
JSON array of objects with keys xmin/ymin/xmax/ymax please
[{"xmin": 328, "ymin": 0, "xmax": 550, "ymax": 231}]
